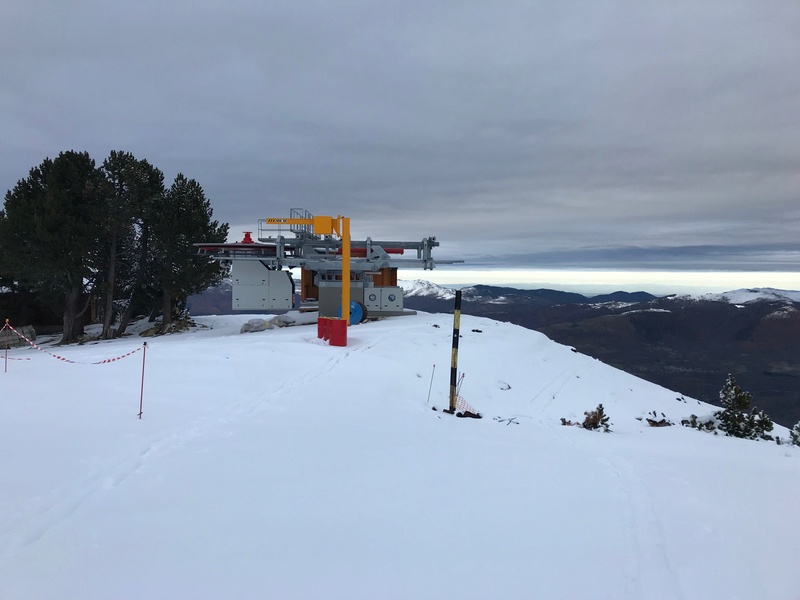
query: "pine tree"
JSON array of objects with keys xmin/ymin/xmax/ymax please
[
  {"xmin": 0, "ymin": 151, "xmax": 107, "ymax": 343},
  {"xmin": 111, "ymin": 160, "xmax": 165, "ymax": 338},
  {"xmin": 715, "ymin": 374, "xmax": 773, "ymax": 440},
  {"xmin": 97, "ymin": 151, "xmax": 165, "ymax": 338},
  {"xmin": 715, "ymin": 374, "xmax": 752, "ymax": 437},
  {"xmin": 790, "ymin": 422, "xmax": 800, "ymax": 447},
  {"xmin": 745, "ymin": 408, "xmax": 774, "ymax": 441},
  {"xmin": 150, "ymin": 174, "xmax": 228, "ymax": 331}
]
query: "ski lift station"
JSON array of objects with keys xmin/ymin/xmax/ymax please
[{"xmin": 196, "ymin": 209, "xmax": 459, "ymax": 326}]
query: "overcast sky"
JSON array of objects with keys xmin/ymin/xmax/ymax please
[{"xmin": 2, "ymin": 1, "xmax": 798, "ymax": 273}]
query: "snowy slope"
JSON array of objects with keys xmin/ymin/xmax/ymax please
[{"xmin": 1, "ymin": 313, "xmax": 799, "ymax": 600}]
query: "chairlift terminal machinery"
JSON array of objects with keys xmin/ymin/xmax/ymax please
[{"xmin": 196, "ymin": 209, "xmax": 460, "ymax": 324}]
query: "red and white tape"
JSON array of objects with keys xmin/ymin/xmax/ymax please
[
  {"xmin": 2, "ymin": 323, "xmax": 143, "ymax": 365},
  {"xmin": 455, "ymin": 395, "xmax": 479, "ymax": 415}
]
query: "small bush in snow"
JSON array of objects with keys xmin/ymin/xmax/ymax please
[
  {"xmin": 682, "ymin": 414, "xmax": 717, "ymax": 433},
  {"xmin": 582, "ymin": 404, "xmax": 611, "ymax": 432},
  {"xmin": 644, "ymin": 410, "xmax": 672, "ymax": 427}
]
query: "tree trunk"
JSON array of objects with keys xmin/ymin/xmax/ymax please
[
  {"xmin": 114, "ymin": 225, "xmax": 149, "ymax": 338},
  {"xmin": 61, "ymin": 284, "xmax": 84, "ymax": 344},
  {"xmin": 161, "ymin": 289, "xmax": 172, "ymax": 331},
  {"xmin": 101, "ymin": 232, "xmax": 118, "ymax": 339},
  {"xmin": 158, "ymin": 249, "xmax": 174, "ymax": 332},
  {"xmin": 115, "ymin": 296, "xmax": 135, "ymax": 337}
]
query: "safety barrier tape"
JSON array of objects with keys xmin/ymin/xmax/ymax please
[{"xmin": 2, "ymin": 323, "xmax": 143, "ymax": 365}]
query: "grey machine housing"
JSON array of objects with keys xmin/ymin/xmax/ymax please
[{"xmin": 197, "ymin": 209, "xmax": 459, "ymax": 319}]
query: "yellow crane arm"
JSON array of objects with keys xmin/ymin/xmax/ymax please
[
  {"xmin": 263, "ymin": 216, "xmax": 342, "ymax": 237},
  {"xmin": 264, "ymin": 214, "xmax": 351, "ymax": 325}
]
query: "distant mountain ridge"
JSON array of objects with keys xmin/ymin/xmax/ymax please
[
  {"xmin": 399, "ymin": 279, "xmax": 657, "ymax": 305},
  {"xmin": 401, "ymin": 279, "xmax": 800, "ymax": 305}
]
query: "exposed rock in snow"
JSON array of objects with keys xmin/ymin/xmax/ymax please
[{"xmin": 240, "ymin": 318, "xmax": 273, "ymax": 333}]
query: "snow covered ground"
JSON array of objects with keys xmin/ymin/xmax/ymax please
[{"xmin": 1, "ymin": 313, "xmax": 799, "ymax": 599}]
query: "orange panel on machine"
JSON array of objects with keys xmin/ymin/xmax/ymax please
[
  {"xmin": 301, "ymin": 268, "xmax": 318, "ymax": 301},
  {"xmin": 369, "ymin": 268, "xmax": 398, "ymax": 287},
  {"xmin": 313, "ymin": 215, "xmax": 334, "ymax": 235},
  {"xmin": 385, "ymin": 268, "xmax": 397, "ymax": 286}
]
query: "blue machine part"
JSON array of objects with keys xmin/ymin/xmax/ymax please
[{"xmin": 339, "ymin": 300, "xmax": 365, "ymax": 325}]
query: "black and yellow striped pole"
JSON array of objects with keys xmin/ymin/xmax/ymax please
[{"xmin": 447, "ymin": 290, "xmax": 462, "ymax": 413}]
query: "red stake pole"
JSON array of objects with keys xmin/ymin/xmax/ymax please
[{"xmin": 138, "ymin": 342, "xmax": 148, "ymax": 419}]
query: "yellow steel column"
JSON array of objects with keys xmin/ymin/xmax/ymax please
[{"xmin": 341, "ymin": 216, "xmax": 351, "ymax": 325}]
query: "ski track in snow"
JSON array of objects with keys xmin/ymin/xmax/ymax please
[
  {"xmin": 0, "ymin": 387, "xmax": 273, "ymax": 568},
  {"xmin": 596, "ymin": 454, "xmax": 685, "ymax": 600},
  {"xmin": 552, "ymin": 421, "xmax": 686, "ymax": 600},
  {"xmin": 0, "ymin": 424, "xmax": 200, "ymax": 565},
  {"xmin": 349, "ymin": 326, "xmax": 397, "ymax": 353},
  {"xmin": 530, "ymin": 367, "xmax": 579, "ymax": 413},
  {"xmin": 0, "ymin": 327, "xmax": 311, "ymax": 569},
  {"xmin": 304, "ymin": 353, "xmax": 343, "ymax": 383}
]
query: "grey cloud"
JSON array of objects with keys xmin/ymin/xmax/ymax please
[
  {"xmin": 465, "ymin": 243, "xmax": 800, "ymax": 272},
  {"xmin": 1, "ymin": 1, "xmax": 798, "ymax": 273}
]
